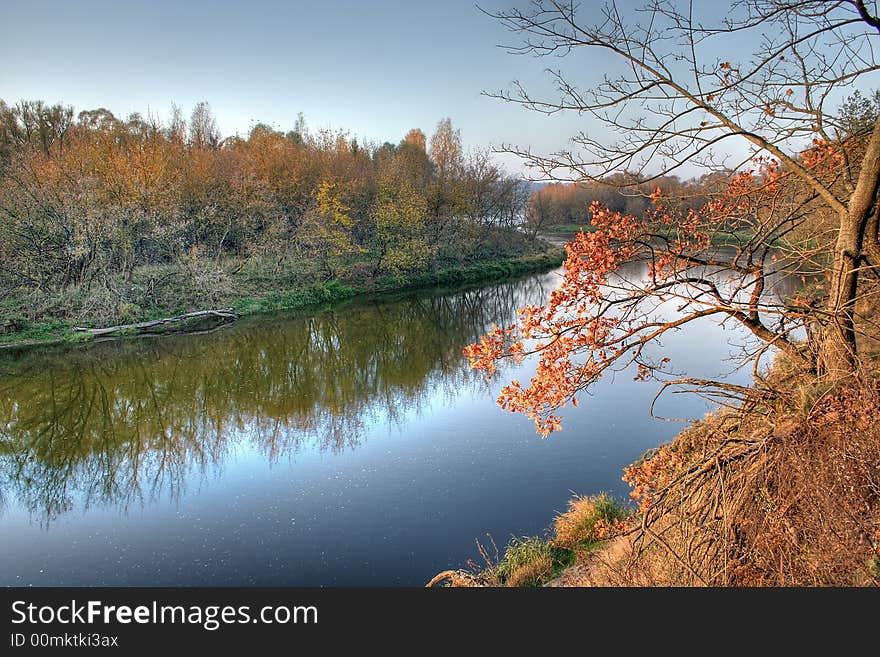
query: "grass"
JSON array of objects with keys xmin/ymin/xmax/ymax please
[
  {"xmin": 0, "ymin": 319, "xmax": 92, "ymax": 348},
  {"xmin": 535, "ymin": 223, "xmax": 597, "ymax": 234},
  {"xmin": 552, "ymin": 493, "xmax": 631, "ymax": 552},
  {"xmin": 492, "ymin": 538, "xmax": 560, "ymax": 587},
  {"xmin": 231, "ymin": 279, "xmax": 358, "ymax": 315},
  {"xmin": 0, "ymin": 248, "xmax": 564, "ymax": 351},
  {"xmin": 459, "ymin": 494, "xmax": 631, "ymax": 587},
  {"xmin": 537, "ymin": 222, "xmax": 755, "ymax": 246},
  {"xmin": 369, "ymin": 251, "xmax": 563, "ymax": 293}
]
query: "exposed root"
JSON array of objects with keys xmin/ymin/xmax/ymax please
[
  {"xmin": 595, "ymin": 382, "xmax": 880, "ymax": 586},
  {"xmin": 425, "ymin": 570, "xmax": 481, "ymax": 588}
]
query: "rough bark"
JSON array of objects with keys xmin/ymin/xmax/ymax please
[{"xmin": 820, "ymin": 116, "xmax": 880, "ymax": 377}]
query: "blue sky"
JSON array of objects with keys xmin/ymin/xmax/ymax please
[
  {"xmin": 1, "ymin": 0, "xmax": 586, "ymax": 171},
  {"xmin": 2, "ymin": 0, "xmax": 873, "ymax": 177}
]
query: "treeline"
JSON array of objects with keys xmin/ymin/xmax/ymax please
[
  {"xmin": 0, "ymin": 99, "xmax": 529, "ymax": 300},
  {"xmin": 524, "ymin": 172, "xmax": 728, "ymax": 233}
]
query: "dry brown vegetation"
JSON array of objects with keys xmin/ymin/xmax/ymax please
[{"xmin": 553, "ymin": 374, "xmax": 880, "ymax": 587}]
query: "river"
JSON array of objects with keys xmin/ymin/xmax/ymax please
[{"xmin": 0, "ymin": 245, "xmax": 796, "ymax": 585}]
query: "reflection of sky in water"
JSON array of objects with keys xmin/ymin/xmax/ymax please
[{"xmin": 0, "ymin": 259, "xmax": 802, "ymax": 585}]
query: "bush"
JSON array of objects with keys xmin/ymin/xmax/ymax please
[
  {"xmin": 1, "ymin": 315, "xmax": 29, "ymax": 334},
  {"xmin": 492, "ymin": 537, "xmax": 556, "ymax": 587},
  {"xmin": 552, "ymin": 493, "xmax": 630, "ymax": 550}
]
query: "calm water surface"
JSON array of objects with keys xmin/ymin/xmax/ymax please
[{"xmin": 0, "ymin": 250, "xmax": 792, "ymax": 585}]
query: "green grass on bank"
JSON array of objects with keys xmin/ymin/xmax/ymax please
[
  {"xmin": 468, "ymin": 493, "xmax": 631, "ymax": 587},
  {"xmin": 650, "ymin": 227, "xmax": 756, "ymax": 246},
  {"xmin": 0, "ymin": 248, "xmax": 564, "ymax": 351},
  {"xmin": 537, "ymin": 222, "xmax": 755, "ymax": 246},
  {"xmin": 535, "ymin": 223, "xmax": 597, "ymax": 234},
  {"xmin": 0, "ymin": 320, "xmax": 90, "ymax": 348}
]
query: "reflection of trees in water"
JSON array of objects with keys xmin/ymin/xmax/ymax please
[{"xmin": 0, "ymin": 273, "xmax": 557, "ymax": 524}]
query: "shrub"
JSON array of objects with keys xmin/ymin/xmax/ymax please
[
  {"xmin": 493, "ymin": 537, "xmax": 555, "ymax": 587},
  {"xmin": 552, "ymin": 493, "xmax": 630, "ymax": 550}
]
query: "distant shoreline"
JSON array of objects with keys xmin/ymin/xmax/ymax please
[{"xmin": 537, "ymin": 223, "xmax": 755, "ymax": 247}]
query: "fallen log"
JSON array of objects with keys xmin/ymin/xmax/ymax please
[{"xmin": 73, "ymin": 308, "xmax": 239, "ymax": 336}]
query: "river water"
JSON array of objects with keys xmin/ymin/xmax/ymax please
[{"xmin": 0, "ymin": 246, "xmax": 794, "ymax": 585}]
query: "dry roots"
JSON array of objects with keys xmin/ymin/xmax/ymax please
[{"xmin": 598, "ymin": 383, "xmax": 880, "ymax": 586}]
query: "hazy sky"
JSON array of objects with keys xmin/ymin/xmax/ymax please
[
  {"xmin": 2, "ymin": 0, "xmax": 870, "ymax": 177},
  {"xmin": 2, "ymin": 0, "xmax": 594, "ymax": 171}
]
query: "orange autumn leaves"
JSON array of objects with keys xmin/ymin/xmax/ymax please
[
  {"xmin": 463, "ymin": 200, "xmax": 643, "ymax": 437},
  {"xmin": 464, "ymin": 187, "xmax": 735, "ymax": 436},
  {"xmin": 465, "ymin": 134, "xmax": 853, "ymax": 439},
  {"xmin": 463, "ymin": 161, "xmax": 782, "ymax": 437}
]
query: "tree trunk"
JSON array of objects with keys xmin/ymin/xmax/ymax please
[
  {"xmin": 820, "ymin": 115, "xmax": 880, "ymax": 378},
  {"xmin": 72, "ymin": 308, "xmax": 239, "ymax": 336},
  {"xmin": 820, "ymin": 213, "xmax": 861, "ymax": 377}
]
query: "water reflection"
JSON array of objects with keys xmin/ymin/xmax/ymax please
[
  {"xmin": 0, "ymin": 253, "xmax": 813, "ymax": 585},
  {"xmin": 0, "ymin": 275, "xmax": 557, "ymax": 525}
]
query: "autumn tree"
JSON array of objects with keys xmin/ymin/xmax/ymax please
[
  {"xmin": 524, "ymin": 176, "xmax": 718, "ymax": 234},
  {"xmin": 402, "ymin": 128, "xmax": 427, "ymax": 151},
  {"xmin": 370, "ymin": 148, "xmax": 431, "ymax": 275},
  {"xmin": 0, "ymin": 100, "xmax": 73, "ymax": 162},
  {"xmin": 429, "ymin": 118, "xmax": 461, "ymax": 180},
  {"xmin": 298, "ymin": 180, "xmax": 361, "ymax": 278},
  {"xmin": 397, "ymin": 129, "xmax": 434, "ymax": 190},
  {"xmin": 523, "ymin": 183, "xmax": 558, "ymax": 237},
  {"xmin": 465, "ymin": 0, "xmax": 880, "ymax": 435},
  {"xmin": 0, "ymin": 97, "xmax": 539, "ymax": 321},
  {"xmin": 428, "ymin": 118, "xmax": 464, "ymax": 233},
  {"xmin": 240, "ymin": 123, "xmax": 314, "ymax": 272},
  {"xmin": 456, "ymin": 147, "xmax": 527, "ymax": 230},
  {"xmin": 189, "ymin": 101, "xmax": 220, "ymax": 150}
]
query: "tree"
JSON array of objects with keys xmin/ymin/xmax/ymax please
[
  {"xmin": 167, "ymin": 103, "xmax": 187, "ymax": 144},
  {"xmin": 370, "ymin": 151, "xmax": 431, "ymax": 276},
  {"xmin": 76, "ymin": 107, "xmax": 119, "ymax": 132},
  {"xmin": 523, "ymin": 184, "xmax": 559, "ymax": 237},
  {"xmin": 429, "ymin": 117, "xmax": 462, "ymax": 181},
  {"xmin": 298, "ymin": 181, "xmax": 361, "ymax": 278},
  {"xmin": 455, "ymin": 147, "xmax": 527, "ymax": 229},
  {"xmin": 428, "ymin": 118, "xmax": 463, "ymax": 230},
  {"xmin": 0, "ymin": 96, "xmax": 536, "ymax": 322},
  {"xmin": 465, "ymin": 0, "xmax": 880, "ymax": 435},
  {"xmin": 402, "ymin": 128, "xmax": 427, "ymax": 151},
  {"xmin": 838, "ymin": 89, "xmax": 880, "ymax": 139},
  {"xmin": 0, "ymin": 100, "xmax": 73, "ymax": 160},
  {"xmin": 189, "ymin": 101, "xmax": 220, "ymax": 150},
  {"xmin": 524, "ymin": 176, "xmax": 718, "ymax": 234}
]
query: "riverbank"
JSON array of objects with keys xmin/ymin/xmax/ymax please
[
  {"xmin": 550, "ymin": 372, "xmax": 880, "ymax": 586},
  {"xmin": 537, "ymin": 222, "xmax": 755, "ymax": 246},
  {"xmin": 431, "ymin": 355, "xmax": 880, "ymax": 587},
  {"xmin": 0, "ymin": 241, "xmax": 564, "ymax": 351},
  {"xmin": 428, "ymin": 493, "xmax": 631, "ymax": 587}
]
